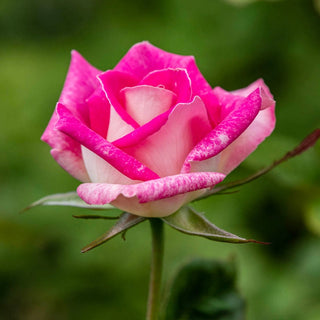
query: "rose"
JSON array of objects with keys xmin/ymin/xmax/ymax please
[{"xmin": 42, "ymin": 42, "xmax": 275, "ymax": 217}]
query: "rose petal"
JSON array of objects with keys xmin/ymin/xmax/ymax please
[
  {"xmin": 77, "ymin": 172, "xmax": 225, "ymax": 217},
  {"xmin": 97, "ymin": 71, "xmax": 138, "ymax": 141},
  {"xmin": 108, "ymin": 103, "xmax": 135, "ymax": 142},
  {"xmin": 114, "ymin": 41, "xmax": 212, "ymax": 96},
  {"xmin": 87, "ymin": 87, "xmax": 110, "ymax": 138},
  {"xmin": 200, "ymin": 90, "xmax": 221, "ymax": 128},
  {"xmin": 41, "ymin": 51, "xmax": 101, "ymax": 182},
  {"xmin": 121, "ymin": 85, "xmax": 177, "ymax": 126},
  {"xmin": 214, "ymin": 79, "xmax": 276, "ymax": 174},
  {"xmin": 139, "ymin": 68, "xmax": 192, "ymax": 103},
  {"xmin": 215, "ymin": 104, "xmax": 276, "ymax": 174},
  {"xmin": 121, "ymin": 97, "xmax": 213, "ymax": 177},
  {"xmin": 182, "ymin": 88, "xmax": 262, "ymax": 173},
  {"xmin": 231, "ymin": 78, "xmax": 275, "ymax": 109},
  {"xmin": 98, "ymin": 70, "xmax": 140, "ymax": 127},
  {"xmin": 59, "ymin": 50, "xmax": 102, "ymax": 120},
  {"xmin": 196, "ymin": 80, "xmax": 276, "ymax": 174},
  {"xmin": 55, "ymin": 103, "xmax": 159, "ymax": 181},
  {"xmin": 113, "ymin": 109, "xmax": 172, "ymax": 148},
  {"xmin": 81, "ymin": 146, "xmax": 137, "ymax": 184}
]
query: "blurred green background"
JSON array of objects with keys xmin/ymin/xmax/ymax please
[{"xmin": 1, "ymin": 0, "xmax": 320, "ymax": 319}]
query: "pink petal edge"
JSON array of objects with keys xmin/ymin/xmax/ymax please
[
  {"xmin": 121, "ymin": 85, "xmax": 177, "ymax": 126},
  {"xmin": 55, "ymin": 103, "xmax": 159, "ymax": 181},
  {"xmin": 77, "ymin": 172, "xmax": 225, "ymax": 217},
  {"xmin": 120, "ymin": 96, "xmax": 212, "ymax": 177},
  {"xmin": 98, "ymin": 70, "xmax": 140, "ymax": 129},
  {"xmin": 231, "ymin": 78, "xmax": 275, "ymax": 109},
  {"xmin": 182, "ymin": 88, "xmax": 263, "ymax": 173},
  {"xmin": 139, "ymin": 68, "xmax": 192, "ymax": 103},
  {"xmin": 41, "ymin": 51, "xmax": 102, "ymax": 182},
  {"xmin": 114, "ymin": 41, "xmax": 212, "ymax": 96},
  {"xmin": 217, "ymin": 103, "xmax": 276, "ymax": 174}
]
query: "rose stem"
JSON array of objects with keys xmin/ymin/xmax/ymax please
[{"xmin": 146, "ymin": 218, "xmax": 164, "ymax": 320}]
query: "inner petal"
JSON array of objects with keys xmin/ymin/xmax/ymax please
[
  {"xmin": 120, "ymin": 85, "xmax": 177, "ymax": 126},
  {"xmin": 139, "ymin": 68, "xmax": 192, "ymax": 103}
]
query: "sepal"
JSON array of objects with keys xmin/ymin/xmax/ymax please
[
  {"xmin": 24, "ymin": 191, "xmax": 116, "ymax": 211},
  {"xmin": 81, "ymin": 212, "xmax": 146, "ymax": 253},
  {"xmin": 162, "ymin": 206, "xmax": 265, "ymax": 244}
]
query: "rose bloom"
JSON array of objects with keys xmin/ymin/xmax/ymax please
[{"xmin": 42, "ymin": 42, "xmax": 275, "ymax": 217}]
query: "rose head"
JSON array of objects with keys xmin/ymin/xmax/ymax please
[{"xmin": 42, "ymin": 42, "xmax": 275, "ymax": 217}]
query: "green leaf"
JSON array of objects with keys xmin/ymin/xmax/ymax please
[
  {"xmin": 23, "ymin": 191, "xmax": 116, "ymax": 211},
  {"xmin": 81, "ymin": 213, "xmax": 146, "ymax": 253},
  {"xmin": 163, "ymin": 258, "xmax": 245, "ymax": 320},
  {"xmin": 197, "ymin": 129, "xmax": 320, "ymax": 200},
  {"xmin": 162, "ymin": 206, "xmax": 265, "ymax": 244}
]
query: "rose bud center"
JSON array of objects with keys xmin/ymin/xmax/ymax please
[{"xmin": 120, "ymin": 85, "xmax": 177, "ymax": 126}]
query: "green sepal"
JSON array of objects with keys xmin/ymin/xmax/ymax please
[
  {"xmin": 162, "ymin": 206, "xmax": 266, "ymax": 244},
  {"xmin": 163, "ymin": 258, "xmax": 245, "ymax": 320},
  {"xmin": 81, "ymin": 212, "xmax": 146, "ymax": 253},
  {"xmin": 23, "ymin": 191, "xmax": 116, "ymax": 211}
]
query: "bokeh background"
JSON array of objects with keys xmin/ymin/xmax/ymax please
[{"xmin": 1, "ymin": 0, "xmax": 320, "ymax": 319}]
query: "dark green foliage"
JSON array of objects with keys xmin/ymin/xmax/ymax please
[{"xmin": 164, "ymin": 258, "xmax": 245, "ymax": 320}]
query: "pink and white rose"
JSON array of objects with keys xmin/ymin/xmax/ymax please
[{"xmin": 42, "ymin": 42, "xmax": 276, "ymax": 217}]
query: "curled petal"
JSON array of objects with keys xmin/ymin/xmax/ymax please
[
  {"xmin": 139, "ymin": 68, "xmax": 192, "ymax": 103},
  {"xmin": 55, "ymin": 103, "xmax": 159, "ymax": 181},
  {"xmin": 216, "ymin": 105, "xmax": 276, "ymax": 174},
  {"xmin": 121, "ymin": 85, "xmax": 177, "ymax": 126},
  {"xmin": 86, "ymin": 87, "xmax": 110, "ymax": 138},
  {"xmin": 182, "ymin": 88, "xmax": 262, "ymax": 173},
  {"xmin": 59, "ymin": 50, "xmax": 102, "ymax": 116},
  {"xmin": 98, "ymin": 70, "xmax": 140, "ymax": 129},
  {"xmin": 192, "ymin": 80, "xmax": 276, "ymax": 174},
  {"xmin": 77, "ymin": 172, "xmax": 225, "ymax": 217},
  {"xmin": 41, "ymin": 51, "xmax": 101, "ymax": 182},
  {"xmin": 120, "ymin": 97, "xmax": 212, "ymax": 177},
  {"xmin": 231, "ymin": 78, "xmax": 275, "ymax": 109}
]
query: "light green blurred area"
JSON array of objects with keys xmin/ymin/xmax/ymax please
[{"xmin": 0, "ymin": 0, "xmax": 319, "ymax": 319}]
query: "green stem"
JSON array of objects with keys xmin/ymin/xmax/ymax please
[{"xmin": 146, "ymin": 218, "xmax": 164, "ymax": 320}]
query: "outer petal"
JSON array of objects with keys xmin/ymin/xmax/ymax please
[
  {"xmin": 77, "ymin": 172, "xmax": 225, "ymax": 217},
  {"xmin": 114, "ymin": 41, "xmax": 212, "ymax": 96},
  {"xmin": 231, "ymin": 78, "xmax": 274, "ymax": 110},
  {"xmin": 213, "ymin": 80, "xmax": 276, "ymax": 174},
  {"xmin": 41, "ymin": 51, "xmax": 101, "ymax": 181},
  {"xmin": 55, "ymin": 103, "xmax": 159, "ymax": 181},
  {"xmin": 120, "ymin": 97, "xmax": 213, "ymax": 177},
  {"xmin": 216, "ymin": 105, "xmax": 276, "ymax": 174},
  {"xmin": 182, "ymin": 88, "xmax": 262, "ymax": 173}
]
